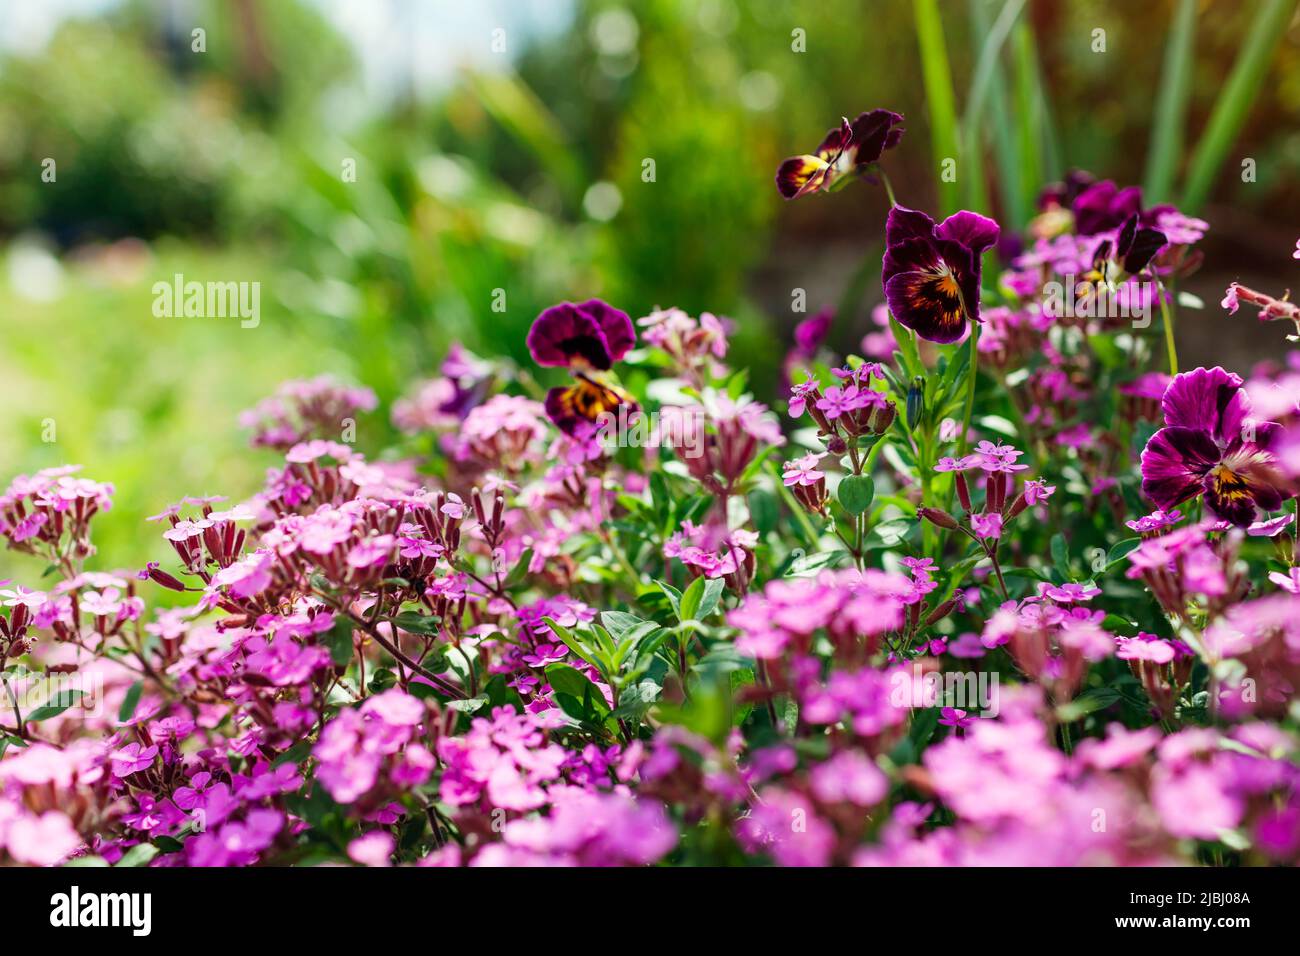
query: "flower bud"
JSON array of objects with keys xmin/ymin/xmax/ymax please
[
  {"xmin": 955, "ymin": 471, "xmax": 972, "ymax": 514},
  {"xmin": 923, "ymin": 598, "xmax": 959, "ymax": 626},
  {"xmin": 906, "ymin": 376, "xmax": 925, "ymax": 431},
  {"xmin": 870, "ymin": 401, "xmax": 897, "ymax": 435},
  {"xmin": 148, "ymin": 566, "xmax": 189, "ymax": 592},
  {"xmin": 917, "ymin": 506, "xmax": 960, "ymax": 530}
]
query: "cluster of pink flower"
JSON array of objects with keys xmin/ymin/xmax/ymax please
[{"xmin": 4, "ymin": 131, "xmax": 1300, "ymax": 869}]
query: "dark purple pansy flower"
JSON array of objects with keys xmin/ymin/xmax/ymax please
[
  {"xmin": 1113, "ymin": 214, "xmax": 1167, "ymax": 275},
  {"xmin": 881, "ymin": 205, "xmax": 1000, "ymax": 344},
  {"xmin": 527, "ymin": 299, "xmax": 635, "ymax": 371},
  {"xmin": 527, "ymin": 299, "xmax": 638, "ymax": 438},
  {"xmin": 1071, "ymin": 179, "xmax": 1147, "ymax": 235},
  {"xmin": 1140, "ymin": 366, "xmax": 1291, "ymax": 527},
  {"xmin": 776, "ymin": 109, "xmax": 904, "ymax": 200},
  {"xmin": 1082, "ymin": 214, "xmax": 1168, "ymax": 287}
]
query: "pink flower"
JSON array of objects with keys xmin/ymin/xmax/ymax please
[
  {"xmin": 938, "ymin": 707, "xmax": 974, "ymax": 729},
  {"xmin": 5, "ymin": 811, "xmax": 82, "ymax": 865},
  {"xmin": 1042, "ymin": 582, "xmax": 1101, "ymax": 603},
  {"xmin": 111, "ymin": 743, "xmax": 159, "ymax": 777},
  {"xmin": 348, "ymin": 831, "xmax": 395, "ymax": 867},
  {"xmin": 1221, "ymin": 283, "xmax": 1240, "ymax": 313},
  {"xmin": 809, "ymin": 750, "xmax": 888, "ymax": 806},
  {"xmin": 781, "ymin": 453, "xmax": 826, "ymax": 487},
  {"xmin": 736, "ymin": 787, "xmax": 835, "ymax": 866},
  {"xmin": 970, "ymin": 512, "xmax": 1002, "ymax": 539},
  {"xmin": 1268, "ymin": 568, "xmax": 1300, "ymax": 594}
]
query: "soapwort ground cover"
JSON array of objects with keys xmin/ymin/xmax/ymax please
[{"xmin": 3, "ymin": 103, "xmax": 1300, "ymax": 868}]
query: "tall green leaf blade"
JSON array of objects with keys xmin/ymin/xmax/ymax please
[
  {"xmin": 1143, "ymin": 0, "xmax": 1197, "ymax": 203},
  {"xmin": 1182, "ymin": 0, "xmax": 1298, "ymax": 213},
  {"xmin": 913, "ymin": 0, "xmax": 962, "ymax": 215}
]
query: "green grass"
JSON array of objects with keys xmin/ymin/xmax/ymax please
[{"xmin": 0, "ymin": 242, "xmax": 371, "ymax": 579}]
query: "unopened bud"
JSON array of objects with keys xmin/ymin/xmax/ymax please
[
  {"xmin": 917, "ymin": 506, "xmax": 960, "ymax": 530},
  {"xmin": 906, "ymin": 376, "xmax": 925, "ymax": 431},
  {"xmin": 148, "ymin": 566, "xmax": 189, "ymax": 591},
  {"xmin": 871, "ymin": 401, "xmax": 897, "ymax": 435},
  {"xmin": 923, "ymin": 598, "xmax": 959, "ymax": 626},
  {"xmin": 955, "ymin": 471, "xmax": 972, "ymax": 513}
]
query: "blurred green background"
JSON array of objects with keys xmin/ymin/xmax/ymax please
[{"xmin": 0, "ymin": 0, "xmax": 1298, "ymax": 576}]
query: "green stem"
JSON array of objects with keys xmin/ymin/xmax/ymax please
[
  {"xmin": 878, "ymin": 169, "xmax": 899, "ymax": 208},
  {"xmin": 959, "ymin": 323, "xmax": 981, "ymax": 455},
  {"xmin": 1158, "ymin": 280, "xmax": 1178, "ymax": 376}
]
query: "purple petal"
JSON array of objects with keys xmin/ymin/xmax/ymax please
[
  {"xmin": 935, "ymin": 210, "xmax": 1000, "ymax": 255},
  {"xmin": 884, "ymin": 270, "xmax": 967, "ymax": 344},
  {"xmin": 526, "ymin": 300, "xmax": 634, "ymax": 370},
  {"xmin": 1140, "ymin": 426, "xmax": 1220, "ymax": 509},
  {"xmin": 885, "ymin": 205, "xmax": 938, "ymax": 247},
  {"xmin": 846, "ymin": 109, "xmax": 905, "ymax": 165},
  {"xmin": 882, "ymin": 235, "xmax": 943, "ymax": 285},
  {"xmin": 576, "ymin": 299, "xmax": 635, "ymax": 364},
  {"xmin": 1161, "ymin": 366, "xmax": 1249, "ymax": 443}
]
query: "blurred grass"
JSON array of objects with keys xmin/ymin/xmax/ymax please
[
  {"xmin": 1182, "ymin": 0, "xmax": 1299, "ymax": 213},
  {"xmin": 0, "ymin": 0, "xmax": 1297, "ymax": 587},
  {"xmin": 0, "ymin": 242, "xmax": 361, "ymax": 578}
]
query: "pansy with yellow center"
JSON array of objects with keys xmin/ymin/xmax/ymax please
[
  {"xmin": 526, "ymin": 299, "xmax": 638, "ymax": 438},
  {"xmin": 1140, "ymin": 366, "xmax": 1291, "ymax": 527},
  {"xmin": 775, "ymin": 109, "xmax": 904, "ymax": 200},
  {"xmin": 881, "ymin": 205, "xmax": 1000, "ymax": 344}
]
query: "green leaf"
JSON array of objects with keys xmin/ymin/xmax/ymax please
[
  {"xmin": 786, "ymin": 549, "xmax": 850, "ymax": 576},
  {"xmin": 678, "ymin": 575, "xmax": 706, "ymax": 623},
  {"xmin": 368, "ymin": 668, "xmax": 397, "ymax": 694},
  {"xmin": 697, "ymin": 577, "xmax": 726, "ymax": 619},
  {"xmin": 1050, "ymin": 533, "xmax": 1070, "ymax": 580},
  {"xmin": 1105, "ymin": 537, "xmax": 1142, "ymax": 571},
  {"xmin": 324, "ymin": 618, "xmax": 355, "ymax": 667},
  {"xmin": 610, "ymin": 680, "xmax": 662, "ymax": 722},
  {"xmin": 392, "ymin": 611, "xmax": 442, "ymax": 635},
  {"xmin": 1101, "ymin": 614, "xmax": 1140, "ymax": 638},
  {"xmin": 655, "ymin": 581, "xmax": 683, "ymax": 619},
  {"xmin": 153, "ymin": 835, "xmax": 186, "ymax": 855},
  {"xmin": 1056, "ymin": 687, "xmax": 1121, "ymax": 722},
  {"xmin": 272, "ymin": 741, "xmax": 313, "ymax": 768},
  {"xmin": 1143, "ymin": 0, "xmax": 1197, "ymax": 202},
  {"xmin": 504, "ymin": 549, "xmax": 534, "ymax": 588},
  {"xmin": 837, "ymin": 474, "xmax": 875, "ymax": 515},
  {"xmin": 446, "ymin": 695, "xmax": 489, "ymax": 713},
  {"xmin": 26, "ymin": 690, "xmax": 86, "ymax": 723},
  {"xmin": 118, "ymin": 681, "xmax": 144, "ymax": 724},
  {"xmin": 545, "ymin": 663, "xmax": 610, "ymax": 722},
  {"xmin": 116, "ymin": 843, "xmax": 159, "ymax": 868},
  {"xmin": 600, "ymin": 611, "xmax": 646, "ymax": 639},
  {"xmin": 913, "ymin": 0, "xmax": 962, "ymax": 215},
  {"xmin": 965, "ymin": 0, "xmax": 1030, "ymax": 222},
  {"xmin": 543, "ymin": 617, "xmax": 599, "ymax": 669}
]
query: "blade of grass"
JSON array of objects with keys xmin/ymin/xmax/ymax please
[
  {"xmin": 1010, "ymin": 20, "xmax": 1045, "ymax": 207},
  {"xmin": 967, "ymin": 0, "xmax": 1013, "ymax": 221},
  {"xmin": 1181, "ymin": 0, "xmax": 1298, "ymax": 213},
  {"xmin": 913, "ymin": 0, "xmax": 962, "ymax": 215},
  {"xmin": 1143, "ymin": 0, "xmax": 1197, "ymax": 203},
  {"xmin": 956, "ymin": 0, "xmax": 1024, "ymax": 217},
  {"xmin": 1021, "ymin": 21, "xmax": 1063, "ymax": 180}
]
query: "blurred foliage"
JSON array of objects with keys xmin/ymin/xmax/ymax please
[{"xmin": 0, "ymin": 0, "xmax": 1297, "ymax": 576}]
